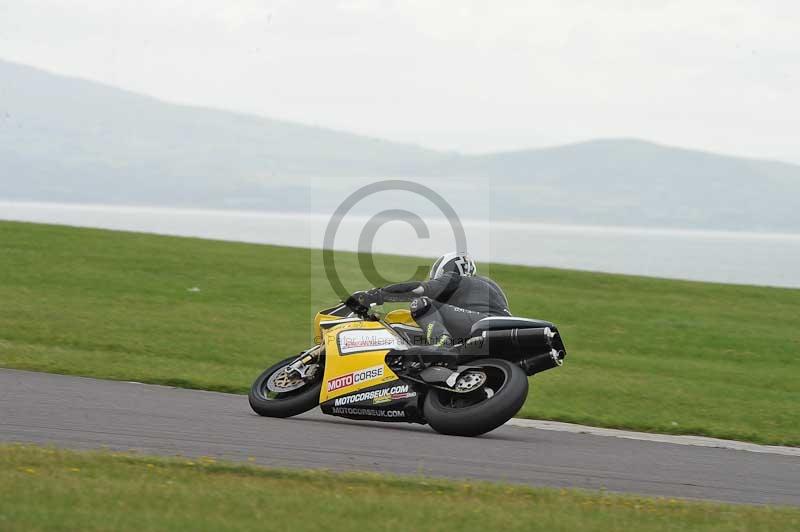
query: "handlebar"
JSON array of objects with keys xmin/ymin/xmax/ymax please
[{"xmin": 342, "ymin": 298, "xmax": 378, "ymax": 321}]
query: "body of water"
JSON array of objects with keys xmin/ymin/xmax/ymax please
[{"xmin": 1, "ymin": 201, "xmax": 798, "ymax": 289}]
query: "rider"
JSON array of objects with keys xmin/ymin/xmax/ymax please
[{"xmin": 347, "ymin": 252, "xmax": 511, "ymax": 348}]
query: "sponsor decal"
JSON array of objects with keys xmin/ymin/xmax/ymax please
[
  {"xmin": 331, "ymin": 407, "xmax": 406, "ymax": 418},
  {"xmin": 338, "ymin": 329, "xmax": 401, "ymax": 355},
  {"xmin": 373, "ymin": 386, "xmax": 416, "ymax": 404},
  {"xmin": 326, "ymin": 365, "xmax": 385, "ymax": 392},
  {"xmin": 386, "ymin": 391, "xmax": 416, "ymax": 402},
  {"xmin": 332, "ymin": 384, "xmax": 416, "ymax": 406}
]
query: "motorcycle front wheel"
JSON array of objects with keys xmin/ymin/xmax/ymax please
[
  {"xmin": 423, "ymin": 358, "xmax": 528, "ymax": 437},
  {"xmin": 248, "ymin": 354, "xmax": 323, "ymax": 418}
]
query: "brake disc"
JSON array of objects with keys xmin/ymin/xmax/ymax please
[{"xmin": 266, "ymin": 366, "xmax": 308, "ymax": 393}]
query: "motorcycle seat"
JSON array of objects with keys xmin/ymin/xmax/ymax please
[{"xmin": 470, "ymin": 316, "xmax": 555, "ymax": 336}]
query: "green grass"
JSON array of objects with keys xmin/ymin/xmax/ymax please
[
  {"xmin": 1, "ymin": 445, "xmax": 797, "ymax": 532},
  {"xmin": 0, "ymin": 220, "xmax": 798, "ymax": 445}
]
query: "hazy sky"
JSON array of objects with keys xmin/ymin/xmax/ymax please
[{"xmin": 2, "ymin": 1, "xmax": 798, "ymax": 162}]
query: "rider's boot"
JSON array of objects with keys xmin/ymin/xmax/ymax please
[{"xmin": 431, "ymin": 333, "xmax": 453, "ymax": 349}]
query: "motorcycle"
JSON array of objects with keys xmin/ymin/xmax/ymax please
[{"xmin": 248, "ymin": 300, "xmax": 567, "ymax": 436}]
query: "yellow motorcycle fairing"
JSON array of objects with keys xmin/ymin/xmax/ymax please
[
  {"xmin": 318, "ymin": 319, "xmax": 403, "ymax": 403},
  {"xmin": 313, "ymin": 309, "xmax": 425, "ymax": 423}
]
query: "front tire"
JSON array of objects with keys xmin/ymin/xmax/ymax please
[
  {"xmin": 248, "ymin": 355, "xmax": 323, "ymax": 418},
  {"xmin": 424, "ymin": 358, "xmax": 528, "ymax": 437}
]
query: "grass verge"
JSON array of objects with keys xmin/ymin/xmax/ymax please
[
  {"xmin": 1, "ymin": 444, "xmax": 798, "ymax": 532},
  {"xmin": 0, "ymin": 220, "xmax": 798, "ymax": 445}
]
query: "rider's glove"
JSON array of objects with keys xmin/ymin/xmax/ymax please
[
  {"xmin": 364, "ymin": 288, "xmax": 384, "ymax": 306},
  {"xmin": 345, "ymin": 289, "xmax": 383, "ymax": 315}
]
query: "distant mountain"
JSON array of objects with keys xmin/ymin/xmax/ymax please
[
  {"xmin": 2, "ymin": 59, "xmax": 800, "ymax": 232},
  {"xmin": 444, "ymin": 140, "xmax": 800, "ymax": 231},
  {"xmin": 0, "ymin": 59, "xmax": 450, "ymax": 212}
]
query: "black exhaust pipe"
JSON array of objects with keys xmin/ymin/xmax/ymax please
[
  {"xmin": 520, "ymin": 349, "xmax": 564, "ymax": 375},
  {"xmin": 481, "ymin": 327, "xmax": 556, "ymax": 355},
  {"xmin": 476, "ymin": 327, "xmax": 567, "ymax": 375}
]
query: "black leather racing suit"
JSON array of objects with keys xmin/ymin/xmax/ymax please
[{"xmin": 379, "ymin": 272, "xmax": 511, "ymax": 345}]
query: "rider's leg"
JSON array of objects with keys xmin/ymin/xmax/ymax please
[
  {"xmin": 410, "ymin": 298, "xmax": 487, "ymax": 347},
  {"xmin": 410, "ymin": 297, "xmax": 451, "ymax": 347},
  {"xmin": 436, "ymin": 304, "xmax": 488, "ymax": 344}
]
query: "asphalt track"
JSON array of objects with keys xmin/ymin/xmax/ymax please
[{"xmin": 1, "ymin": 369, "xmax": 798, "ymax": 506}]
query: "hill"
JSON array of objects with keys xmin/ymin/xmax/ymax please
[
  {"xmin": 454, "ymin": 139, "xmax": 800, "ymax": 230},
  {"xmin": 2, "ymin": 59, "xmax": 800, "ymax": 231}
]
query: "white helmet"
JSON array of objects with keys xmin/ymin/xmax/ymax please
[{"xmin": 428, "ymin": 252, "xmax": 477, "ymax": 280}]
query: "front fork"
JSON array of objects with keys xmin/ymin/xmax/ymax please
[{"xmin": 286, "ymin": 344, "xmax": 324, "ymax": 379}]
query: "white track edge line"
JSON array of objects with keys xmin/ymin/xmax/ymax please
[{"xmin": 505, "ymin": 418, "xmax": 800, "ymax": 457}]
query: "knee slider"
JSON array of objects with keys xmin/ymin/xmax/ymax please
[{"xmin": 410, "ymin": 296, "xmax": 432, "ymax": 319}]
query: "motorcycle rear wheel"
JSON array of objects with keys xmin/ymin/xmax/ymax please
[
  {"xmin": 248, "ymin": 354, "xmax": 323, "ymax": 418},
  {"xmin": 424, "ymin": 358, "xmax": 528, "ymax": 437}
]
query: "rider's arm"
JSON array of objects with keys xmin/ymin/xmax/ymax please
[
  {"xmin": 379, "ymin": 272, "xmax": 461, "ymax": 302},
  {"xmin": 379, "ymin": 281, "xmax": 424, "ymax": 302}
]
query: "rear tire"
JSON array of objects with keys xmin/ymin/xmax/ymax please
[
  {"xmin": 424, "ymin": 358, "xmax": 528, "ymax": 437},
  {"xmin": 248, "ymin": 355, "xmax": 323, "ymax": 418}
]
